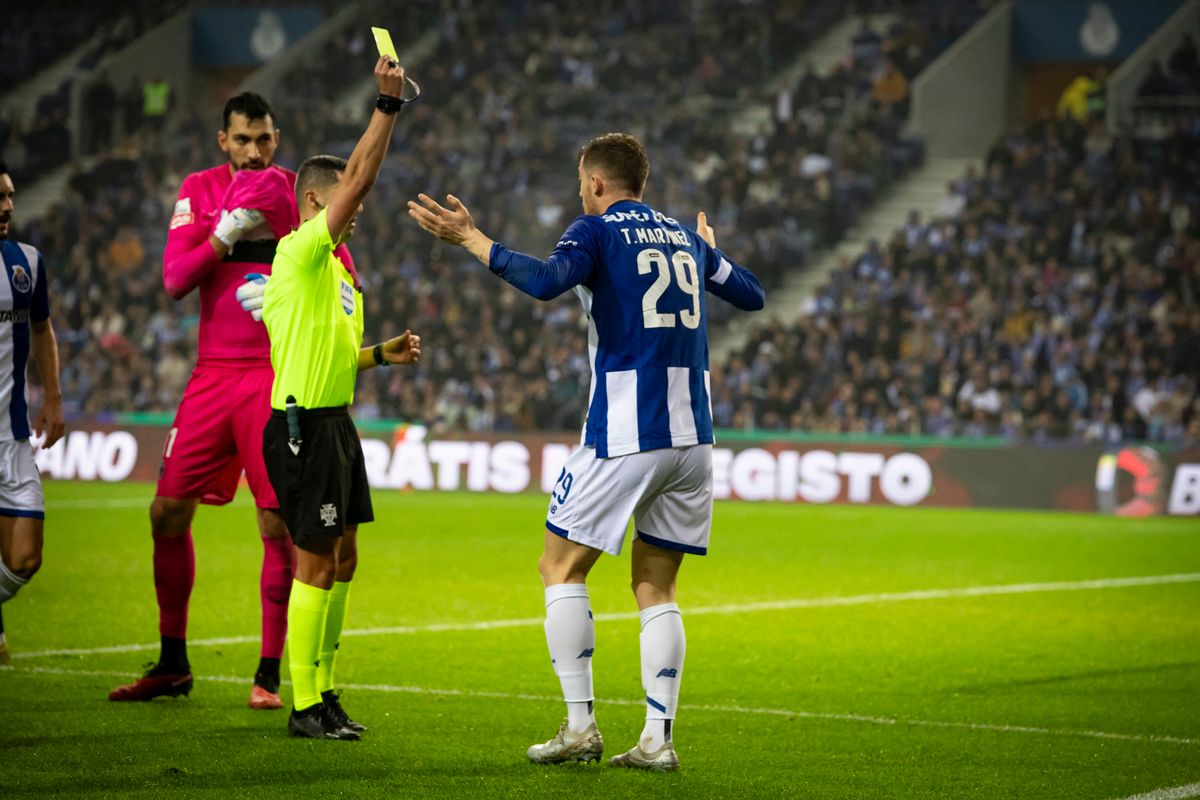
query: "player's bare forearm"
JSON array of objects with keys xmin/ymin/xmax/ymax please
[
  {"xmin": 461, "ymin": 229, "xmax": 495, "ymax": 265},
  {"xmin": 407, "ymin": 194, "xmax": 494, "ymax": 266},
  {"xmin": 30, "ymin": 319, "xmax": 65, "ymax": 447},
  {"xmin": 31, "ymin": 320, "xmax": 62, "ymax": 399}
]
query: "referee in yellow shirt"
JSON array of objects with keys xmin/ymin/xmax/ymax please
[{"xmin": 259, "ymin": 55, "xmax": 420, "ymax": 740}]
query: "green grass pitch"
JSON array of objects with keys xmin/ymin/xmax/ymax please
[{"xmin": 2, "ymin": 480, "xmax": 1198, "ymax": 799}]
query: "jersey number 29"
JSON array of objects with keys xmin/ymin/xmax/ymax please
[{"xmin": 637, "ymin": 248, "xmax": 700, "ymax": 330}]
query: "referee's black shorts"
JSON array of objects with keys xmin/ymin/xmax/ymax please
[{"xmin": 262, "ymin": 405, "xmax": 373, "ymax": 550}]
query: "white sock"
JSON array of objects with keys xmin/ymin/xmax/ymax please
[
  {"xmin": 639, "ymin": 602, "xmax": 685, "ymax": 751},
  {"xmin": 543, "ymin": 583, "xmax": 595, "ymax": 734},
  {"xmin": 0, "ymin": 559, "xmax": 28, "ymax": 604}
]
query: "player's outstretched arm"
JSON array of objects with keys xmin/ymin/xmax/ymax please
[
  {"xmin": 695, "ymin": 210, "xmax": 765, "ymax": 311},
  {"xmin": 357, "ymin": 330, "xmax": 421, "ymax": 371},
  {"xmin": 406, "ymin": 193, "xmax": 494, "ymax": 264},
  {"xmin": 326, "ymin": 56, "xmax": 407, "ymax": 243},
  {"xmin": 30, "ymin": 319, "xmax": 65, "ymax": 448},
  {"xmin": 408, "ymin": 194, "xmax": 593, "ymax": 301}
]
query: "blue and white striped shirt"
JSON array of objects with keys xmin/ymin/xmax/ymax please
[
  {"xmin": 489, "ymin": 200, "xmax": 764, "ymax": 457},
  {"xmin": 0, "ymin": 239, "xmax": 50, "ymax": 442}
]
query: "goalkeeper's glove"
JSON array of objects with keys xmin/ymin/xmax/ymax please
[
  {"xmin": 235, "ymin": 273, "xmax": 268, "ymax": 321},
  {"xmin": 213, "ymin": 208, "xmax": 266, "ymax": 248}
]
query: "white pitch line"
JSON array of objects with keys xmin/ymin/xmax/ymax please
[
  {"xmin": 15, "ymin": 572, "xmax": 1200, "ymax": 661},
  {"xmin": 1111, "ymin": 783, "xmax": 1200, "ymax": 800},
  {"xmin": 4, "ymin": 665, "xmax": 1199, "ymax": 749}
]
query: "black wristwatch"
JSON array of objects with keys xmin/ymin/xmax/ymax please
[
  {"xmin": 375, "ymin": 94, "xmax": 404, "ymax": 114},
  {"xmin": 373, "ymin": 343, "xmax": 388, "ymax": 366}
]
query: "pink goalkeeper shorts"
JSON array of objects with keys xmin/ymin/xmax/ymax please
[{"xmin": 156, "ymin": 363, "xmax": 278, "ymax": 508}]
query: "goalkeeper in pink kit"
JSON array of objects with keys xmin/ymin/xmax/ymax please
[{"xmin": 110, "ymin": 93, "xmax": 358, "ymax": 709}]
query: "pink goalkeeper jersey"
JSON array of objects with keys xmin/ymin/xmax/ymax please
[{"xmin": 163, "ymin": 164, "xmax": 358, "ymax": 366}]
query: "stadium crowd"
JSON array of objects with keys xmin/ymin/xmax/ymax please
[
  {"xmin": 18, "ymin": 0, "xmax": 966, "ymax": 431},
  {"xmin": 722, "ymin": 115, "xmax": 1200, "ymax": 445},
  {"xmin": 20, "ymin": 1, "xmax": 1191, "ymax": 446}
]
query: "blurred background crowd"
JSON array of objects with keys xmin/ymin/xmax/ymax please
[{"xmin": 5, "ymin": 0, "xmax": 1197, "ymax": 445}]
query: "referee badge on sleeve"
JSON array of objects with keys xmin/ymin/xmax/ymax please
[{"xmin": 340, "ymin": 280, "xmax": 355, "ymax": 315}]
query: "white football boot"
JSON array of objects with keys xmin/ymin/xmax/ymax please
[
  {"xmin": 527, "ymin": 719, "xmax": 604, "ymax": 764},
  {"xmin": 609, "ymin": 739, "xmax": 680, "ymax": 772}
]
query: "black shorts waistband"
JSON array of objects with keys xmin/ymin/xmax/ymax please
[{"xmin": 270, "ymin": 405, "xmax": 350, "ymax": 420}]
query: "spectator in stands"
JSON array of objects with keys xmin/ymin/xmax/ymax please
[
  {"xmin": 871, "ymin": 58, "xmax": 909, "ymax": 115},
  {"xmin": 934, "ymin": 181, "xmax": 966, "ymax": 221},
  {"xmin": 81, "ymin": 71, "xmax": 118, "ymax": 156},
  {"xmin": 17, "ymin": 0, "xmax": 995, "ymax": 435},
  {"xmin": 141, "ymin": 75, "xmax": 172, "ymax": 132},
  {"xmin": 106, "ymin": 226, "xmax": 145, "ymax": 272},
  {"xmin": 851, "ymin": 17, "xmax": 882, "ymax": 66},
  {"xmin": 1056, "ymin": 74, "xmax": 1095, "ymax": 121},
  {"xmin": 1085, "ymin": 66, "xmax": 1108, "ymax": 119}
]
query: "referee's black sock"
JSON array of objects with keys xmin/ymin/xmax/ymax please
[
  {"xmin": 156, "ymin": 635, "xmax": 189, "ymax": 674},
  {"xmin": 255, "ymin": 657, "xmax": 282, "ymax": 693}
]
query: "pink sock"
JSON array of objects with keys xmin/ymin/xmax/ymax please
[
  {"xmin": 153, "ymin": 530, "xmax": 195, "ymax": 639},
  {"xmin": 260, "ymin": 533, "xmax": 296, "ymax": 659}
]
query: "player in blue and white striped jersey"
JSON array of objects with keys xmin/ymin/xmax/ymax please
[
  {"xmin": 0, "ymin": 162, "xmax": 66, "ymax": 664},
  {"xmin": 409, "ymin": 133, "xmax": 763, "ymax": 771}
]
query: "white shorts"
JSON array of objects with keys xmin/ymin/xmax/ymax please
[
  {"xmin": 546, "ymin": 444, "xmax": 713, "ymax": 556},
  {"xmin": 0, "ymin": 439, "xmax": 44, "ymax": 519}
]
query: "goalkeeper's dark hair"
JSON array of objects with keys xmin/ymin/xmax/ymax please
[
  {"xmin": 295, "ymin": 155, "xmax": 348, "ymax": 204},
  {"xmin": 223, "ymin": 92, "xmax": 275, "ymax": 129},
  {"xmin": 0, "ymin": 161, "xmax": 9, "ymax": 177},
  {"xmin": 578, "ymin": 133, "xmax": 649, "ymax": 196}
]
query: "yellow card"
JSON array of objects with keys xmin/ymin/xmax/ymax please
[{"xmin": 371, "ymin": 26, "xmax": 398, "ymax": 61}]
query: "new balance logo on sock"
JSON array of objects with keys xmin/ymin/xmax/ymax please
[
  {"xmin": 656, "ymin": 668, "xmax": 678, "ymax": 678},
  {"xmin": 577, "ymin": 648, "xmax": 594, "ymax": 659}
]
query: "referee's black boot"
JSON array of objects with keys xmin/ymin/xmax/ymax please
[
  {"xmin": 322, "ymin": 690, "xmax": 367, "ymax": 733},
  {"xmin": 288, "ymin": 703, "xmax": 359, "ymax": 740}
]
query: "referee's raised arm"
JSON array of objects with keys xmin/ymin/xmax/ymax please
[{"xmin": 324, "ymin": 56, "xmax": 408, "ymax": 242}]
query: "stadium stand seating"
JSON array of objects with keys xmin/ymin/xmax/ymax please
[
  {"xmin": 720, "ymin": 115, "xmax": 1200, "ymax": 444},
  {"xmin": 22, "ymin": 1, "xmax": 1184, "ymax": 449},
  {"xmin": 0, "ymin": 2, "xmax": 191, "ymax": 184}
]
